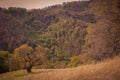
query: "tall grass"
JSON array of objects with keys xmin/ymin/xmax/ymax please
[
  {"xmin": 23, "ymin": 56, "xmax": 120, "ymax": 80},
  {"xmin": 0, "ymin": 56, "xmax": 120, "ymax": 80}
]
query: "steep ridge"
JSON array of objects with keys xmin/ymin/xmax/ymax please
[{"xmin": 80, "ymin": 0, "xmax": 120, "ymax": 62}]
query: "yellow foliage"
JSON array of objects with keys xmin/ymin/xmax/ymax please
[{"xmin": 13, "ymin": 44, "xmax": 34, "ymax": 69}]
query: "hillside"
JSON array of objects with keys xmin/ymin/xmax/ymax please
[
  {"xmin": 0, "ymin": 0, "xmax": 120, "ymax": 73},
  {"xmin": 0, "ymin": 56, "xmax": 120, "ymax": 80}
]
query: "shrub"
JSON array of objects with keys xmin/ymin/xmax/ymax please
[
  {"xmin": 68, "ymin": 56, "xmax": 83, "ymax": 67},
  {"xmin": 0, "ymin": 51, "xmax": 9, "ymax": 73}
]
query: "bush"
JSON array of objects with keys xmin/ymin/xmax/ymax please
[
  {"xmin": 68, "ymin": 55, "xmax": 95, "ymax": 67},
  {"xmin": 68, "ymin": 56, "xmax": 83, "ymax": 67},
  {"xmin": 0, "ymin": 51, "xmax": 9, "ymax": 73}
]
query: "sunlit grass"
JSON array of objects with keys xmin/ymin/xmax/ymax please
[{"xmin": 1, "ymin": 56, "xmax": 119, "ymax": 80}]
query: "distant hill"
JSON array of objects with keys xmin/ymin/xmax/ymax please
[{"xmin": 0, "ymin": 0, "xmax": 120, "ymax": 69}]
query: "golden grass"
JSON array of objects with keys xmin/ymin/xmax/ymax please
[{"xmin": 0, "ymin": 56, "xmax": 120, "ymax": 80}]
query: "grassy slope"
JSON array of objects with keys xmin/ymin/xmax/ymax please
[{"xmin": 0, "ymin": 56, "xmax": 120, "ymax": 80}]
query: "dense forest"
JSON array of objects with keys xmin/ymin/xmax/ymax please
[{"xmin": 0, "ymin": 0, "xmax": 120, "ymax": 73}]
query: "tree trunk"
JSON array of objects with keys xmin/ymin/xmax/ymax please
[{"xmin": 26, "ymin": 66, "xmax": 32, "ymax": 73}]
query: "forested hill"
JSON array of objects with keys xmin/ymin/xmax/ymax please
[{"xmin": 0, "ymin": 0, "xmax": 120, "ymax": 70}]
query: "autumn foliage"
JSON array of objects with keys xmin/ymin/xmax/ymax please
[{"xmin": 0, "ymin": 0, "xmax": 120, "ymax": 74}]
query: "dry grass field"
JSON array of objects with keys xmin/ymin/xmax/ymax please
[{"xmin": 0, "ymin": 56, "xmax": 120, "ymax": 80}]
